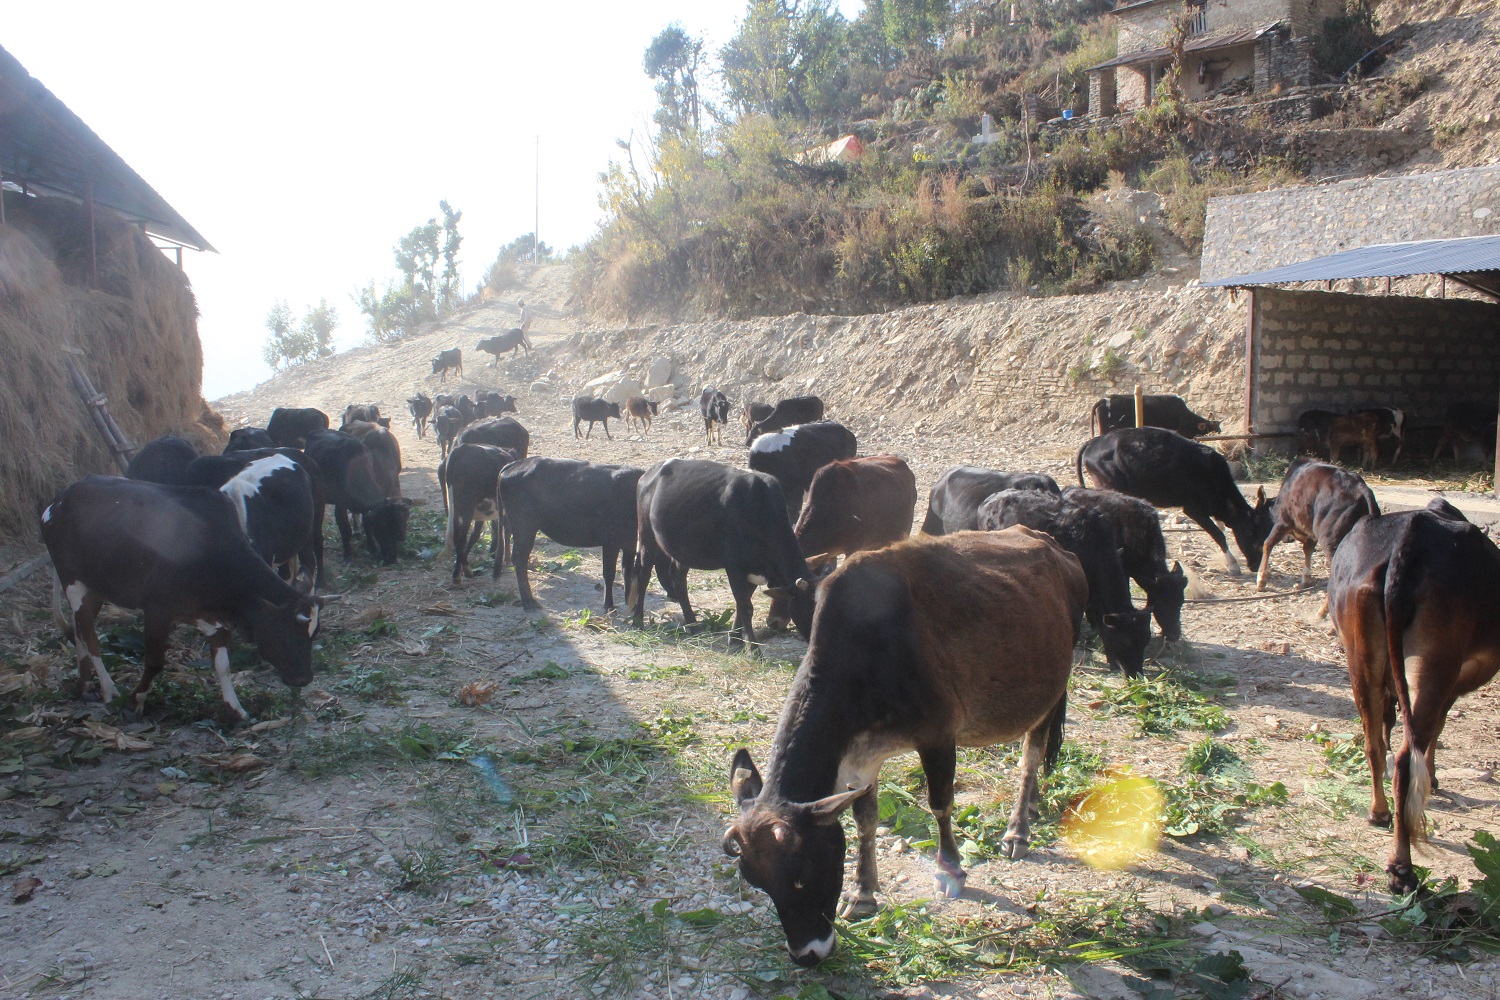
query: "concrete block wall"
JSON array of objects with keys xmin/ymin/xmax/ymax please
[
  {"xmin": 1202, "ymin": 165, "xmax": 1500, "ymax": 282},
  {"xmin": 1251, "ymin": 289, "xmax": 1500, "ymax": 433}
]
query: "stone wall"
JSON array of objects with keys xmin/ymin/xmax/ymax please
[
  {"xmin": 1249, "ymin": 288, "xmax": 1500, "ymax": 435},
  {"xmin": 1202, "ymin": 165, "xmax": 1500, "ymax": 282}
]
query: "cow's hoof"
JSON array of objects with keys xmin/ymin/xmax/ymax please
[
  {"xmin": 838, "ymin": 891, "xmax": 879, "ymax": 920},
  {"xmin": 1369, "ymin": 809, "xmax": 1392, "ymax": 829},
  {"xmin": 933, "ymin": 868, "xmax": 966, "ymax": 899},
  {"xmin": 1387, "ymin": 864, "xmax": 1418, "ymax": 896},
  {"xmin": 1000, "ymin": 833, "xmax": 1031, "ymax": 860}
]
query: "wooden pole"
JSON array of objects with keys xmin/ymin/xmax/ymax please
[
  {"xmin": 65, "ymin": 357, "xmax": 135, "ymax": 472},
  {"xmin": 1134, "ymin": 385, "xmax": 1145, "ymax": 428},
  {"xmin": 1244, "ymin": 288, "xmax": 1258, "ymax": 439}
]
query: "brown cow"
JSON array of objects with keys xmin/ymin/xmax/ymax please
[
  {"xmin": 624, "ymin": 396, "xmax": 659, "ymax": 434},
  {"xmin": 725, "ymin": 528, "xmax": 1086, "ymax": 965},
  {"xmin": 1327, "ymin": 498, "xmax": 1500, "ymax": 893},
  {"xmin": 1256, "ymin": 459, "xmax": 1379, "ymax": 596}
]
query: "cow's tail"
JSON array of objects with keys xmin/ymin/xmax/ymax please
[
  {"xmin": 1089, "ymin": 400, "xmax": 1099, "ymax": 439},
  {"xmin": 1384, "ymin": 536, "xmax": 1429, "ymax": 846},
  {"xmin": 1042, "ymin": 691, "xmax": 1067, "ymax": 774},
  {"xmin": 1075, "ymin": 443, "xmax": 1088, "ymax": 489}
]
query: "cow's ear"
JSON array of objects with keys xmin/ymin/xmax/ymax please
[
  {"xmin": 730, "ymin": 748, "xmax": 763, "ymax": 806},
  {"xmin": 804, "ymin": 784, "xmax": 871, "ymax": 824},
  {"xmin": 1170, "ymin": 560, "xmax": 1184, "ymax": 575}
]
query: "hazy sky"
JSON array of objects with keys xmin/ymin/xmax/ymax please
[{"xmin": 6, "ymin": 2, "xmax": 860, "ymax": 399}]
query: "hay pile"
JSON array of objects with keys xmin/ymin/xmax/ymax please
[{"xmin": 0, "ymin": 195, "xmax": 224, "ymax": 547}]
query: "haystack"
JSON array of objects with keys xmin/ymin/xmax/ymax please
[{"xmin": 0, "ymin": 194, "xmax": 224, "ymax": 545}]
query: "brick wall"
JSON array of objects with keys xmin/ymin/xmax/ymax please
[{"xmin": 1250, "ymin": 288, "xmax": 1500, "ymax": 436}]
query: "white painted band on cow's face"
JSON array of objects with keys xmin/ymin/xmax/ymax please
[{"xmin": 792, "ymin": 930, "xmax": 835, "ymax": 964}]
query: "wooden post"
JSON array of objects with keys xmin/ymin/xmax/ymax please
[
  {"xmin": 1244, "ymin": 288, "xmax": 1258, "ymax": 440},
  {"xmin": 1134, "ymin": 385, "xmax": 1145, "ymax": 428},
  {"xmin": 1441, "ymin": 275, "xmax": 1447, "ymax": 299}
]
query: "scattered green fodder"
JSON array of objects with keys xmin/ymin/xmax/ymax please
[
  {"xmin": 286, "ymin": 722, "xmax": 483, "ymax": 777},
  {"xmin": 1100, "ymin": 673, "xmax": 1230, "ymax": 736},
  {"xmin": 333, "ymin": 664, "xmax": 406, "ymax": 703},
  {"xmin": 389, "ymin": 842, "xmax": 455, "ymax": 893},
  {"xmin": 1159, "ymin": 738, "xmax": 1287, "ymax": 839},
  {"xmin": 566, "ymin": 898, "xmax": 780, "ymax": 994}
]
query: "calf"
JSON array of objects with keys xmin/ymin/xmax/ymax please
[
  {"xmin": 1432, "ymin": 401, "xmax": 1497, "ymax": 463},
  {"xmin": 125, "ymin": 436, "xmax": 198, "ymax": 485},
  {"xmin": 1297, "ymin": 409, "xmax": 1338, "ymax": 458},
  {"xmin": 476, "ymin": 390, "xmax": 518, "ymax": 418},
  {"xmin": 1078, "ymin": 427, "xmax": 1272, "ymax": 575},
  {"xmin": 1324, "ymin": 411, "xmax": 1384, "ymax": 468},
  {"xmin": 572, "ymin": 396, "xmax": 623, "ymax": 440},
  {"xmin": 476, "ymin": 330, "xmax": 529, "ymax": 363},
  {"xmin": 431, "ymin": 347, "xmax": 462, "ymax": 381},
  {"xmin": 185, "ymin": 449, "xmax": 324, "ymax": 589},
  {"xmin": 41, "ymin": 476, "xmax": 323, "ymax": 719},
  {"xmin": 1359, "ymin": 407, "xmax": 1405, "ymax": 464},
  {"xmin": 1256, "ymin": 459, "xmax": 1379, "ymax": 594},
  {"xmin": 725, "ymin": 528, "xmax": 1086, "ymax": 965},
  {"xmin": 266, "ymin": 407, "xmax": 329, "ymax": 449},
  {"xmin": 342, "ymin": 422, "xmax": 408, "ymax": 559},
  {"xmin": 500, "ymin": 457, "xmax": 644, "ymax": 609},
  {"xmin": 748, "ymin": 420, "xmax": 859, "ymax": 520},
  {"xmin": 434, "ymin": 405, "xmax": 465, "ymax": 459},
  {"xmin": 1061, "ymin": 487, "xmax": 1187, "ymax": 641},
  {"xmin": 457, "ymin": 416, "xmax": 530, "ymax": 458},
  {"xmin": 442, "ymin": 444, "xmax": 519, "ymax": 583},
  {"xmin": 340, "ymin": 403, "xmax": 384, "ymax": 429},
  {"xmin": 920, "ymin": 465, "xmax": 1061, "ymax": 536},
  {"xmin": 408, "ymin": 393, "xmax": 433, "ymax": 439},
  {"xmin": 700, "ymin": 388, "xmax": 730, "ymax": 445},
  {"xmin": 624, "ymin": 396, "xmax": 659, "ymax": 434},
  {"xmin": 742, "ymin": 401, "xmax": 774, "ymax": 436},
  {"xmin": 302, "ymin": 429, "xmax": 409, "ymax": 564},
  {"xmin": 1327, "ymin": 498, "xmax": 1500, "ymax": 894},
  {"xmin": 979, "ymin": 490, "xmax": 1152, "ymax": 677},
  {"xmin": 224, "ymin": 427, "xmax": 276, "ymax": 452},
  {"xmin": 630, "ymin": 459, "xmax": 816, "ymax": 649},
  {"xmin": 1090, "ymin": 394, "xmax": 1221, "ymax": 438},
  {"xmin": 747, "ymin": 394, "xmax": 825, "ymax": 445}
]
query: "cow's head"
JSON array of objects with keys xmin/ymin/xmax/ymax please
[
  {"xmin": 1152, "ymin": 561, "xmax": 1188, "ymax": 641},
  {"xmin": 765, "ymin": 562, "xmax": 831, "ymax": 637},
  {"xmin": 365, "ymin": 498, "xmax": 413, "ymax": 564},
  {"xmin": 1233, "ymin": 486, "xmax": 1275, "ymax": 571},
  {"xmin": 246, "ymin": 594, "xmax": 325, "ymax": 687},
  {"xmin": 431, "ymin": 355, "xmax": 445, "ymax": 373},
  {"xmin": 1099, "ymin": 606, "xmax": 1154, "ymax": 677},
  {"xmin": 1197, "ymin": 417, "xmax": 1223, "ymax": 436},
  {"xmin": 607, "ymin": 401, "xmax": 623, "ymax": 419},
  {"xmin": 723, "ymin": 749, "xmax": 866, "ymax": 966}
]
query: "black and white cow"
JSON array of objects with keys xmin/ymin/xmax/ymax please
[
  {"xmin": 747, "ymin": 421, "xmax": 858, "ymax": 520},
  {"xmin": 185, "ymin": 449, "xmax": 323, "ymax": 589}
]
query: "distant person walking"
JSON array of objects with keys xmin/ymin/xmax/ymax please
[{"xmin": 517, "ymin": 299, "xmax": 533, "ymax": 351}]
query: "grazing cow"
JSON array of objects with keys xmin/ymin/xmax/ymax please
[
  {"xmin": 1078, "ymin": 427, "xmax": 1273, "ymax": 575},
  {"xmin": 224, "ymin": 427, "xmax": 277, "ymax": 452},
  {"xmin": 342, "ymin": 422, "xmax": 406, "ymax": 558},
  {"xmin": 572, "ymin": 396, "xmax": 623, "ymax": 440},
  {"xmin": 1061, "ymin": 487, "xmax": 1187, "ymax": 641},
  {"xmin": 979, "ymin": 490, "xmax": 1152, "ymax": 677},
  {"xmin": 920, "ymin": 466, "xmax": 1061, "ymax": 536},
  {"xmin": 434, "ymin": 406, "xmax": 465, "ymax": 459},
  {"xmin": 431, "ymin": 347, "xmax": 463, "ymax": 381},
  {"xmin": 700, "ymin": 388, "xmax": 731, "ymax": 445},
  {"xmin": 475, "ymin": 390, "xmax": 518, "ymax": 418},
  {"xmin": 630, "ymin": 459, "xmax": 816, "ymax": 648},
  {"xmin": 302, "ymin": 430, "xmax": 410, "ymax": 564},
  {"xmin": 457, "ymin": 416, "xmax": 530, "ymax": 458},
  {"xmin": 476, "ymin": 330, "xmax": 529, "ymax": 363},
  {"xmin": 41, "ymin": 476, "xmax": 324, "ymax": 719},
  {"xmin": 266, "ymin": 407, "xmax": 330, "ymax": 449},
  {"xmin": 624, "ymin": 396, "xmax": 659, "ymax": 434},
  {"xmin": 724, "ymin": 528, "xmax": 1086, "ymax": 965},
  {"xmin": 185, "ymin": 449, "xmax": 324, "ymax": 589},
  {"xmin": 1327, "ymin": 499, "xmax": 1500, "ymax": 893},
  {"xmin": 408, "ymin": 393, "xmax": 433, "ymax": 439},
  {"xmin": 1256, "ymin": 459, "xmax": 1379, "ymax": 594},
  {"xmin": 1297, "ymin": 409, "xmax": 1339, "ymax": 457},
  {"xmin": 748, "ymin": 421, "xmax": 859, "ymax": 521},
  {"xmin": 500, "ymin": 458, "xmax": 645, "ymax": 609},
  {"xmin": 747, "ymin": 395, "xmax": 826, "ymax": 446},
  {"xmin": 1432, "ymin": 401, "xmax": 1497, "ymax": 463},
  {"xmin": 125, "ymin": 436, "xmax": 198, "ymax": 486},
  {"xmin": 1090, "ymin": 394, "xmax": 1221, "ymax": 438},
  {"xmin": 742, "ymin": 401, "xmax": 774, "ymax": 437},
  {"xmin": 340, "ymin": 403, "xmax": 383, "ymax": 429},
  {"xmin": 442, "ymin": 444, "xmax": 519, "ymax": 583}
]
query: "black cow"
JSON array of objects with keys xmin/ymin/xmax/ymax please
[
  {"xmin": 408, "ymin": 393, "xmax": 433, "ymax": 439},
  {"xmin": 442, "ymin": 444, "xmax": 519, "ymax": 583},
  {"xmin": 747, "ymin": 395, "xmax": 826, "ymax": 446},
  {"xmin": 572, "ymin": 396, "xmax": 623, "ymax": 440},
  {"xmin": 1256, "ymin": 459, "xmax": 1378, "ymax": 595},
  {"xmin": 476, "ymin": 390, "xmax": 518, "ymax": 418},
  {"xmin": 979, "ymin": 489, "xmax": 1152, "ymax": 677},
  {"xmin": 457, "ymin": 416, "xmax": 530, "ymax": 458},
  {"xmin": 1298, "ymin": 409, "xmax": 1339, "ymax": 457},
  {"xmin": 343, "ymin": 422, "xmax": 409, "ymax": 560},
  {"xmin": 303, "ymin": 430, "xmax": 409, "ymax": 564},
  {"xmin": 742, "ymin": 401, "xmax": 775, "ymax": 437},
  {"xmin": 1078, "ymin": 427, "xmax": 1273, "ymax": 575},
  {"xmin": 700, "ymin": 388, "xmax": 730, "ymax": 445},
  {"xmin": 1060, "ymin": 487, "xmax": 1187, "ymax": 641},
  {"xmin": 341, "ymin": 403, "xmax": 382, "ymax": 429},
  {"xmin": 748, "ymin": 421, "xmax": 859, "ymax": 520},
  {"xmin": 431, "ymin": 348, "xmax": 463, "ymax": 381},
  {"xmin": 224, "ymin": 427, "xmax": 277, "ymax": 452},
  {"xmin": 920, "ymin": 466, "xmax": 1061, "ymax": 536},
  {"xmin": 186, "ymin": 452, "xmax": 320, "ymax": 590},
  {"xmin": 630, "ymin": 459, "xmax": 816, "ymax": 649},
  {"xmin": 125, "ymin": 436, "xmax": 198, "ymax": 486},
  {"xmin": 41, "ymin": 476, "xmax": 324, "ymax": 719},
  {"xmin": 1090, "ymin": 394, "xmax": 1220, "ymax": 438},
  {"xmin": 454, "ymin": 394, "xmax": 477, "ymax": 425},
  {"xmin": 500, "ymin": 458, "xmax": 644, "ymax": 609},
  {"xmin": 266, "ymin": 407, "xmax": 330, "ymax": 449},
  {"xmin": 434, "ymin": 406, "xmax": 465, "ymax": 459},
  {"xmin": 476, "ymin": 330, "xmax": 529, "ymax": 363},
  {"xmin": 1432, "ymin": 401, "xmax": 1497, "ymax": 463}
]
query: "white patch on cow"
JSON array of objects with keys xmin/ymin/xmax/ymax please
[
  {"xmin": 64, "ymin": 582, "xmax": 88, "ymax": 614},
  {"xmin": 793, "ymin": 930, "xmax": 836, "ymax": 964},
  {"xmin": 308, "ymin": 604, "xmax": 320, "ymax": 636},
  {"xmin": 220, "ymin": 454, "xmax": 298, "ymax": 531},
  {"xmin": 751, "ymin": 430, "xmax": 796, "ymax": 454},
  {"xmin": 1391, "ymin": 408, "xmax": 1406, "ymax": 434},
  {"xmin": 836, "ymin": 733, "xmax": 911, "ymax": 793},
  {"xmin": 747, "ymin": 574, "xmax": 768, "ymax": 586},
  {"xmin": 212, "ymin": 645, "xmax": 249, "ymax": 720},
  {"xmin": 40, "ymin": 504, "xmax": 53, "ymax": 524}
]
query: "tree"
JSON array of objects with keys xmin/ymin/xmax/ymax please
[
  {"xmin": 355, "ymin": 281, "xmax": 414, "ymax": 344},
  {"xmin": 395, "ymin": 218, "xmax": 441, "ymax": 326},
  {"xmin": 261, "ymin": 298, "xmax": 337, "ymax": 369},
  {"xmin": 438, "ymin": 199, "xmax": 463, "ymax": 315},
  {"xmin": 300, "ymin": 299, "xmax": 338, "ymax": 359},
  {"xmin": 720, "ymin": 0, "xmax": 852, "ymax": 121},
  {"xmin": 644, "ymin": 24, "xmax": 705, "ymax": 139},
  {"xmin": 261, "ymin": 300, "xmax": 298, "ymax": 370},
  {"xmin": 882, "ymin": 0, "xmax": 950, "ymax": 52}
]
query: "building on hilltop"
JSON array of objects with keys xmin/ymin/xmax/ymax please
[{"xmin": 1086, "ymin": 0, "xmax": 1346, "ymax": 117}]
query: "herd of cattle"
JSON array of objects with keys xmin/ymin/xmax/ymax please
[{"xmin": 32, "ymin": 382, "xmax": 1500, "ymax": 968}]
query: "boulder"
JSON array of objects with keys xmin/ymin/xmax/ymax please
[
  {"xmin": 602, "ymin": 378, "xmax": 642, "ymax": 405},
  {"xmin": 584, "ymin": 370, "xmax": 623, "ymax": 391},
  {"xmin": 646, "ymin": 357, "xmax": 674, "ymax": 388},
  {"xmin": 645, "ymin": 385, "xmax": 676, "ymax": 404},
  {"xmin": 529, "ymin": 379, "xmax": 556, "ymax": 394}
]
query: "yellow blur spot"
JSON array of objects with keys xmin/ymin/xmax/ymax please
[{"xmin": 1061, "ymin": 774, "xmax": 1164, "ymax": 871}]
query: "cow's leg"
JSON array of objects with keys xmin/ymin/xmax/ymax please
[
  {"xmin": 918, "ymin": 745, "xmax": 965, "ymax": 898},
  {"xmin": 311, "ymin": 503, "xmax": 327, "ymax": 588},
  {"xmin": 726, "ymin": 573, "xmax": 757, "ymax": 651},
  {"xmin": 208, "ymin": 631, "xmax": 250, "ymax": 721},
  {"xmin": 1255, "ymin": 523, "xmax": 1290, "ymax": 591},
  {"xmin": 1183, "ymin": 505, "xmax": 1237, "ymax": 575},
  {"xmin": 839, "ymin": 785, "xmax": 882, "ymax": 919},
  {"xmin": 1299, "ymin": 538, "xmax": 1317, "ymax": 589},
  {"xmin": 511, "ymin": 527, "xmax": 542, "ymax": 608},
  {"xmin": 1341, "ymin": 595, "xmax": 1393, "ymax": 826},
  {"xmin": 601, "ymin": 544, "xmax": 619, "ymax": 610},
  {"xmin": 334, "ymin": 505, "xmax": 355, "ymax": 559},
  {"xmin": 630, "ymin": 530, "xmax": 664, "ymax": 627},
  {"xmin": 1001, "ymin": 719, "xmax": 1049, "ymax": 860},
  {"xmin": 130, "ymin": 613, "xmax": 174, "ymax": 714},
  {"xmin": 671, "ymin": 564, "xmax": 697, "ymax": 627},
  {"xmin": 65, "ymin": 585, "xmax": 118, "ymax": 703}
]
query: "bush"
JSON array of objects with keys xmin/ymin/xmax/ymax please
[{"xmin": 1315, "ymin": 1, "xmax": 1382, "ymax": 80}]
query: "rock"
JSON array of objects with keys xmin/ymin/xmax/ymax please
[
  {"xmin": 602, "ymin": 378, "xmax": 642, "ymax": 405},
  {"xmin": 583, "ymin": 370, "xmax": 623, "ymax": 391},
  {"xmin": 646, "ymin": 357, "xmax": 673, "ymax": 388},
  {"xmin": 1444, "ymin": 767, "xmax": 1492, "ymax": 783},
  {"xmin": 529, "ymin": 380, "xmax": 556, "ymax": 394},
  {"xmin": 1191, "ymin": 922, "xmax": 1220, "ymax": 937},
  {"xmin": 1108, "ymin": 331, "xmax": 1134, "ymax": 350},
  {"xmin": 645, "ymin": 385, "xmax": 676, "ymax": 404}
]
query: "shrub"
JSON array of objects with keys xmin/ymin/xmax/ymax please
[{"xmin": 1315, "ymin": 1, "xmax": 1382, "ymax": 80}]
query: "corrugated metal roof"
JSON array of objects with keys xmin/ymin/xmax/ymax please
[
  {"xmin": 1202, "ymin": 235, "xmax": 1500, "ymax": 297},
  {"xmin": 1087, "ymin": 26, "xmax": 1271, "ymax": 72},
  {"xmin": 0, "ymin": 44, "xmax": 214, "ymax": 252}
]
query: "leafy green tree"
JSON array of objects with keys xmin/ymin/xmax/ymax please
[
  {"xmin": 300, "ymin": 299, "xmax": 338, "ymax": 358},
  {"xmin": 395, "ymin": 218, "xmax": 441, "ymax": 325},
  {"xmin": 261, "ymin": 300, "xmax": 298, "ymax": 370},
  {"xmin": 883, "ymin": 0, "xmax": 949, "ymax": 52},
  {"xmin": 645, "ymin": 25, "xmax": 704, "ymax": 139},
  {"xmin": 261, "ymin": 298, "xmax": 338, "ymax": 369},
  {"xmin": 355, "ymin": 281, "xmax": 414, "ymax": 344},
  {"xmin": 720, "ymin": 0, "xmax": 852, "ymax": 121},
  {"xmin": 438, "ymin": 199, "xmax": 463, "ymax": 315}
]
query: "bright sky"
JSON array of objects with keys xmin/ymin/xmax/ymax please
[{"xmin": 5, "ymin": 2, "xmax": 862, "ymax": 399}]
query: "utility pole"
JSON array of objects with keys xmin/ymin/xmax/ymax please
[{"xmin": 534, "ymin": 134, "xmax": 540, "ymax": 261}]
